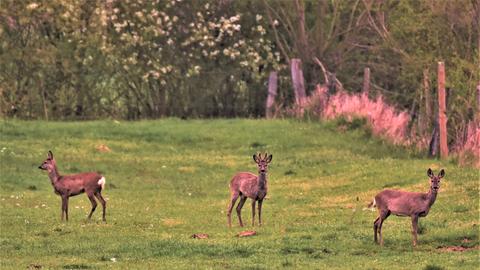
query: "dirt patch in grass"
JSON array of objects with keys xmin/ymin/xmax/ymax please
[
  {"xmin": 437, "ymin": 238, "xmax": 479, "ymax": 252},
  {"xmin": 237, "ymin": 230, "xmax": 256, "ymax": 237},
  {"xmin": 191, "ymin": 233, "xmax": 209, "ymax": 239},
  {"xmin": 437, "ymin": 237, "xmax": 480, "ymax": 252},
  {"xmin": 437, "ymin": 245, "xmax": 479, "ymax": 252},
  {"xmin": 96, "ymin": 144, "xmax": 111, "ymax": 152}
]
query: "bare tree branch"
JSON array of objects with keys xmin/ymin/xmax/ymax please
[
  {"xmin": 262, "ymin": 0, "xmax": 291, "ymax": 63},
  {"xmin": 313, "ymin": 57, "xmax": 329, "ymax": 84},
  {"xmin": 361, "ymin": 0, "xmax": 411, "ymax": 60}
]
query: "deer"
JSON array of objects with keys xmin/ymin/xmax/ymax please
[
  {"xmin": 38, "ymin": 151, "xmax": 107, "ymax": 222},
  {"xmin": 369, "ymin": 168, "xmax": 445, "ymax": 247},
  {"xmin": 227, "ymin": 153, "xmax": 272, "ymax": 228}
]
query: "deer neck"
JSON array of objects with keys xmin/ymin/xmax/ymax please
[
  {"xmin": 426, "ymin": 188, "xmax": 438, "ymax": 208},
  {"xmin": 48, "ymin": 166, "xmax": 61, "ymax": 185},
  {"xmin": 258, "ymin": 172, "xmax": 267, "ymax": 190}
]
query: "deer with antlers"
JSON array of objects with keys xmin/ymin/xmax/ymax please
[
  {"xmin": 38, "ymin": 151, "xmax": 107, "ymax": 222},
  {"xmin": 227, "ymin": 153, "xmax": 272, "ymax": 227}
]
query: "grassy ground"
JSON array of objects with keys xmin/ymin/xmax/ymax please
[{"xmin": 0, "ymin": 119, "xmax": 478, "ymax": 269}]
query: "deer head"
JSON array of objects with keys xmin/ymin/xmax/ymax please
[
  {"xmin": 38, "ymin": 150, "xmax": 56, "ymax": 172},
  {"xmin": 427, "ymin": 168, "xmax": 444, "ymax": 192},
  {"xmin": 253, "ymin": 153, "xmax": 272, "ymax": 174}
]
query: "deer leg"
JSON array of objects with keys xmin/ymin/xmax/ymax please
[
  {"xmin": 411, "ymin": 215, "xmax": 419, "ymax": 247},
  {"xmin": 378, "ymin": 211, "xmax": 390, "ymax": 246},
  {"xmin": 251, "ymin": 200, "xmax": 256, "ymax": 227},
  {"xmin": 64, "ymin": 196, "xmax": 69, "ymax": 222},
  {"xmin": 94, "ymin": 192, "xmax": 107, "ymax": 222},
  {"xmin": 258, "ymin": 199, "xmax": 263, "ymax": 226},
  {"xmin": 227, "ymin": 193, "xmax": 239, "ymax": 228},
  {"xmin": 61, "ymin": 196, "xmax": 66, "ymax": 221},
  {"xmin": 87, "ymin": 193, "xmax": 98, "ymax": 220},
  {"xmin": 236, "ymin": 196, "xmax": 247, "ymax": 227},
  {"xmin": 373, "ymin": 216, "xmax": 380, "ymax": 243}
]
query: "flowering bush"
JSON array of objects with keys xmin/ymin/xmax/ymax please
[{"xmin": 104, "ymin": 0, "xmax": 283, "ymax": 117}]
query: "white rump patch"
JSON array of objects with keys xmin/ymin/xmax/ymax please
[
  {"xmin": 369, "ymin": 198, "xmax": 376, "ymax": 211},
  {"xmin": 98, "ymin": 177, "xmax": 106, "ymax": 190},
  {"xmin": 363, "ymin": 198, "xmax": 376, "ymax": 211}
]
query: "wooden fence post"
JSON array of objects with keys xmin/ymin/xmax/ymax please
[
  {"xmin": 362, "ymin": 67, "xmax": 370, "ymax": 96},
  {"xmin": 266, "ymin": 71, "xmax": 278, "ymax": 119},
  {"xmin": 438, "ymin": 61, "xmax": 448, "ymax": 159},
  {"xmin": 291, "ymin": 58, "xmax": 307, "ymax": 108}
]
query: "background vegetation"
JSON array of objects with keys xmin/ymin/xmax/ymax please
[
  {"xmin": 0, "ymin": 119, "xmax": 478, "ymax": 269},
  {"xmin": 1, "ymin": 0, "xmax": 478, "ymax": 120}
]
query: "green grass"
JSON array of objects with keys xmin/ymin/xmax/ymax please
[{"xmin": 0, "ymin": 119, "xmax": 478, "ymax": 269}]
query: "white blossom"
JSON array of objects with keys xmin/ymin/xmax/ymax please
[{"xmin": 27, "ymin": 3, "xmax": 39, "ymax": 10}]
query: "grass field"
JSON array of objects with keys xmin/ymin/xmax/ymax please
[{"xmin": 0, "ymin": 119, "xmax": 478, "ymax": 269}]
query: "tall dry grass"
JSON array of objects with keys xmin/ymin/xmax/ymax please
[
  {"xmin": 452, "ymin": 121, "xmax": 480, "ymax": 167},
  {"xmin": 301, "ymin": 85, "xmax": 479, "ymax": 167},
  {"xmin": 305, "ymin": 86, "xmax": 410, "ymax": 145}
]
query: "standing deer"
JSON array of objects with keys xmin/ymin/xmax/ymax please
[
  {"xmin": 227, "ymin": 153, "xmax": 272, "ymax": 227},
  {"xmin": 38, "ymin": 151, "xmax": 107, "ymax": 222},
  {"xmin": 370, "ymin": 168, "xmax": 445, "ymax": 246}
]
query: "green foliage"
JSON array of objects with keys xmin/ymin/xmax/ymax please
[
  {"xmin": 0, "ymin": 119, "xmax": 479, "ymax": 269},
  {"xmin": 0, "ymin": 0, "xmax": 281, "ymax": 119},
  {"xmin": 0, "ymin": 0, "xmax": 477, "ymax": 123}
]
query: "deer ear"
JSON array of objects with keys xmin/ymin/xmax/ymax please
[
  {"xmin": 265, "ymin": 154, "xmax": 272, "ymax": 163},
  {"xmin": 48, "ymin": 151, "xmax": 53, "ymax": 160},
  {"xmin": 427, "ymin": 168, "xmax": 434, "ymax": 178},
  {"xmin": 438, "ymin": 169, "xmax": 445, "ymax": 178},
  {"xmin": 253, "ymin": 154, "xmax": 258, "ymax": 163}
]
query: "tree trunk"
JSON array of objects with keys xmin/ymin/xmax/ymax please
[
  {"xmin": 294, "ymin": 0, "xmax": 309, "ymax": 61},
  {"xmin": 428, "ymin": 120, "xmax": 439, "ymax": 157},
  {"xmin": 362, "ymin": 67, "xmax": 370, "ymax": 96},
  {"xmin": 40, "ymin": 77, "xmax": 48, "ymax": 121},
  {"xmin": 266, "ymin": 71, "xmax": 278, "ymax": 119},
  {"xmin": 423, "ymin": 69, "xmax": 432, "ymax": 132},
  {"xmin": 437, "ymin": 61, "xmax": 448, "ymax": 159},
  {"xmin": 291, "ymin": 58, "xmax": 307, "ymax": 109}
]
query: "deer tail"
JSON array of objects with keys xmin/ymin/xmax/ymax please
[
  {"xmin": 364, "ymin": 198, "xmax": 376, "ymax": 211},
  {"xmin": 367, "ymin": 198, "xmax": 377, "ymax": 208},
  {"xmin": 98, "ymin": 176, "xmax": 106, "ymax": 191}
]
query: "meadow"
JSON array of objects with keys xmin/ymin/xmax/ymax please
[{"xmin": 0, "ymin": 119, "xmax": 478, "ymax": 269}]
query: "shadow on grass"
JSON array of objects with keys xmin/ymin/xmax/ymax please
[{"xmin": 424, "ymin": 265, "xmax": 445, "ymax": 270}]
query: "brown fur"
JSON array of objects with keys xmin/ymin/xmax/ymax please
[
  {"xmin": 227, "ymin": 153, "xmax": 272, "ymax": 227},
  {"xmin": 371, "ymin": 168, "xmax": 444, "ymax": 246},
  {"xmin": 38, "ymin": 151, "xmax": 107, "ymax": 222}
]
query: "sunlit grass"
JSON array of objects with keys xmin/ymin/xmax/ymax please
[{"xmin": 0, "ymin": 119, "xmax": 478, "ymax": 269}]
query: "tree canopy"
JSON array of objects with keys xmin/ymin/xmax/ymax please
[{"xmin": 1, "ymin": 0, "xmax": 478, "ymax": 121}]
